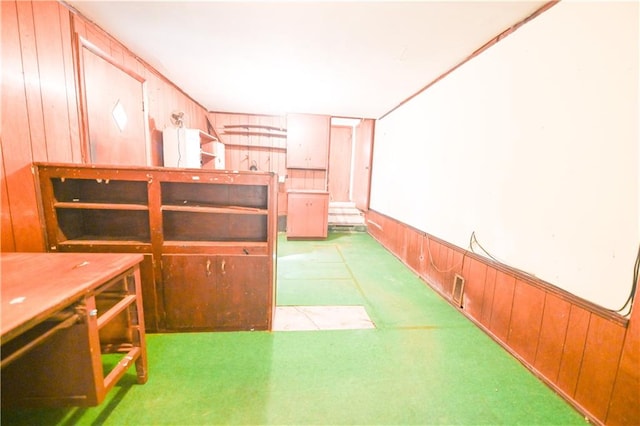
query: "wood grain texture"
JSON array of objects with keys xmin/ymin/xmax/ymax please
[
  {"xmin": 1, "ymin": 0, "xmax": 45, "ymax": 251},
  {"xmin": 1, "ymin": 1, "xmax": 210, "ymax": 251},
  {"xmin": 481, "ymin": 266, "xmax": 497, "ymax": 325},
  {"xmin": 366, "ymin": 208, "xmax": 636, "ymax": 424},
  {"xmin": 464, "ymin": 257, "xmax": 487, "ymax": 321},
  {"xmin": 574, "ymin": 314, "xmax": 626, "ymax": 421},
  {"xmin": 0, "ymin": 143, "xmax": 16, "ymax": 252},
  {"xmin": 507, "ymin": 279, "xmax": 545, "ymax": 364},
  {"xmin": 488, "ymin": 270, "xmax": 515, "ymax": 343},
  {"xmin": 16, "ymin": 1, "xmax": 47, "ymax": 158},
  {"xmin": 534, "ymin": 293, "xmax": 571, "ymax": 382},
  {"xmin": 556, "ymin": 305, "xmax": 590, "ymax": 397},
  {"xmin": 33, "ymin": 1, "xmax": 75, "ymax": 162},
  {"xmin": 607, "ymin": 302, "xmax": 640, "ymax": 425}
]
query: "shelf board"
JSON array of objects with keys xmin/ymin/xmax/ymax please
[
  {"xmin": 59, "ymin": 239, "xmax": 152, "ymax": 247},
  {"xmin": 163, "ymin": 241, "xmax": 267, "ymax": 247},
  {"xmin": 54, "ymin": 202, "xmax": 148, "ymax": 211},
  {"xmin": 197, "ymin": 129, "xmax": 218, "ymax": 143},
  {"xmin": 223, "ymin": 130, "xmax": 287, "ymax": 139},
  {"xmin": 224, "ymin": 124, "xmax": 287, "ymax": 132},
  {"xmin": 161, "ymin": 204, "xmax": 268, "ymax": 215},
  {"xmin": 162, "ymin": 241, "xmax": 269, "ymax": 254},
  {"xmin": 223, "ymin": 143, "xmax": 286, "ymax": 151},
  {"xmin": 200, "ymin": 150, "xmax": 216, "ymax": 158}
]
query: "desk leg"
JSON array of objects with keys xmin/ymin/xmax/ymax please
[{"xmin": 132, "ymin": 266, "xmax": 148, "ymax": 384}]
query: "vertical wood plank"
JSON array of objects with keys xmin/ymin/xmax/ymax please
[
  {"xmin": 2, "ymin": 0, "xmax": 44, "ymax": 251},
  {"xmin": 489, "ymin": 270, "xmax": 515, "ymax": 343},
  {"xmin": 442, "ymin": 247, "xmax": 456, "ymax": 295},
  {"xmin": 417, "ymin": 234, "xmax": 428, "ymax": 279},
  {"xmin": 607, "ymin": 302, "xmax": 640, "ymax": 425},
  {"xmin": 0, "ymin": 142, "xmax": 16, "ymax": 252},
  {"xmin": 59, "ymin": 4, "xmax": 81, "ymax": 162},
  {"xmin": 33, "ymin": 1, "xmax": 73, "ymax": 162},
  {"xmin": 507, "ymin": 279, "xmax": 545, "ymax": 363},
  {"xmin": 405, "ymin": 227, "xmax": 421, "ymax": 274},
  {"xmin": 16, "ymin": 0, "xmax": 46, "ymax": 157},
  {"xmin": 534, "ymin": 293, "xmax": 571, "ymax": 382},
  {"xmin": 481, "ymin": 266, "xmax": 497, "ymax": 325},
  {"xmin": 464, "ymin": 257, "xmax": 487, "ymax": 321},
  {"xmin": 574, "ymin": 315, "xmax": 626, "ymax": 421},
  {"xmin": 557, "ymin": 305, "xmax": 590, "ymax": 397}
]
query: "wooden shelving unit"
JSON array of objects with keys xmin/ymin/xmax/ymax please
[{"xmin": 35, "ymin": 163, "xmax": 277, "ymax": 333}]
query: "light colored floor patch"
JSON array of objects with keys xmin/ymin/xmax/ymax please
[{"xmin": 273, "ymin": 306, "xmax": 376, "ymax": 331}]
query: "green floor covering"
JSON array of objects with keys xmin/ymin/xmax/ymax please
[{"xmin": 2, "ymin": 232, "xmax": 586, "ymax": 425}]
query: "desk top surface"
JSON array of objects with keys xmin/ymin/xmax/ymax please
[{"xmin": 1, "ymin": 252, "xmax": 143, "ymax": 343}]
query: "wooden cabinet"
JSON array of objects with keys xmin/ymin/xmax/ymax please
[
  {"xmin": 162, "ymin": 128, "xmax": 224, "ymax": 170},
  {"xmin": 286, "ymin": 114, "xmax": 330, "ymax": 169},
  {"xmin": 35, "ymin": 163, "xmax": 277, "ymax": 332},
  {"xmin": 162, "ymin": 255, "xmax": 270, "ymax": 331},
  {"xmin": 1, "ymin": 253, "xmax": 147, "ymax": 407},
  {"xmin": 287, "ymin": 190, "xmax": 329, "ymax": 239}
]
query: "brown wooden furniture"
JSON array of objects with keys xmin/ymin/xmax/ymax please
[
  {"xmin": 286, "ymin": 190, "xmax": 329, "ymax": 239},
  {"xmin": 1, "ymin": 252, "xmax": 147, "ymax": 407},
  {"xmin": 34, "ymin": 163, "xmax": 277, "ymax": 332},
  {"xmin": 286, "ymin": 113, "xmax": 330, "ymax": 169}
]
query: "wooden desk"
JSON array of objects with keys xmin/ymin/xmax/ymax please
[{"xmin": 1, "ymin": 252, "xmax": 147, "ymax": 407}]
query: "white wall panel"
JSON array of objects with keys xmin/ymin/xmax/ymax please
[{"xmin": 370, "ymin": 1, "xmax": 639, "ymax": 310}]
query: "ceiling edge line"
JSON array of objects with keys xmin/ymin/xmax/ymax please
[{"xmin": 377, "ymin": 0, "xmax": 560, "ymax": 121}]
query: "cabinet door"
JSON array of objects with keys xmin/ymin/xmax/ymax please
[
  {"xmin": 286, "ymin": 114, "xmax": 330, "ymax": 169},
  {"xmin": 216, "ymin": 255, "xmax": 271, "ymax": 331},
  {"xmin": 161, "ymin": 254, "xmax": 271, "ymax": 331},
  {"xmin": 287, "ymin": 193, "xmax": 328, "ymax": 238},
  {"xmin": 162, "ymin": 255, "xmax": 217, "ymax": 330}
]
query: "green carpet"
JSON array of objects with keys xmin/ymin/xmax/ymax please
[{"xmin": 2, "ymin": 232, "xmax": 586, "ymax": 425}]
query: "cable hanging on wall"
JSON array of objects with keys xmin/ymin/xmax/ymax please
[{"xmin": 611, "ymin": 243, "xmax": 639, "ymax": 317}]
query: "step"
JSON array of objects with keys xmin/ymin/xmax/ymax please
[
  {"xmin": 328, "ymin": 224, "xmax": 367, "ymax": 233},
  {"xmin": 329, "ymin": 201, "xmax": 357, "ymax": 208},
  {"xmin": 328, "ymin": 212, "xmax": 366, "ymax": 226}
]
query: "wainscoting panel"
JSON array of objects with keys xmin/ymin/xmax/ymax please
[
  {"xmin": 574, "ymin": 315, "xmax": 626, "ymax": 421},
  {"xmin": 508, "ymin": 280, "xmax": 545, "ymax": 364},
  {"xmin": 489, "ymin": 270, "xmax": 516, "ymax": 344},
  {"xmin": 365, "ymin": 209, "xmax": 636, "ymax": 425},
  {"xmin": 463, "ymin": 257, "xmax": 487, "ymax": 321},
  {"xmin": 556, "ymin": 305, "xmax": 590, "ymax": 398},
  {"xmin": 534, "ymin": 293, "xmax": 571, "ymax": 382}
]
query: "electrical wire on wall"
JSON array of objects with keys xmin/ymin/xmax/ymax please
[
  {"xmin": 170, "ymin": 111, "xmax": 184, "ymax": 167},
  {"xmin": 175, "ymin": 127, "xmax": 182, "ymax": 167},
  {"xmin": 468, "ymin": 231, "xmax": 502, "ymax": 263},
  {"xmin": 611, "ymin": 243, "xmax": 640, "ymax": 317},
  {"xmin": 470, "ymin": 231, "xmax": 640, "ymax": 317},
  {"xmin": 424, "ymin": 234, "xmax": 467, "ymax": 273},
  {"xmin": 468, "ymin": 231, "xmax": 537, "ymax": 282}
]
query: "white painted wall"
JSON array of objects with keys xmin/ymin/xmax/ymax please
[{"xmin": 370, "ymin": 1, "xmax": 639, "ymax": 311}]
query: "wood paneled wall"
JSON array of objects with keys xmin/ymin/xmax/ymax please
[
  {"xmin": 1, "ymin": 1, "xmax": 209, "ymax": 252},
  {"xmin": 209, "ymin": 112, "xmax": 328, "ymax": 217},
  {"xmin": 366, "ymin": 209, "xmax": 639, "ymax": 426}
]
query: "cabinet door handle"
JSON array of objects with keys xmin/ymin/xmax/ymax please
[
  {"xmin": 206, "ymin": 259, "xmax": 212, "ymax": 276},
  {"xmin": 221, "ymin": 260, "xmax": 226, "ymax": 274}
]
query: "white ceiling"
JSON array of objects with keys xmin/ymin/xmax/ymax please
[{"xmin": 67, "ymin": 1, "xmax": 545, "ymax": 119}]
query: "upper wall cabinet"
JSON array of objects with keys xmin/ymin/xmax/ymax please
[{"xmin": 286, "ymin": 114, "xmax": 330, "ymax": 170}]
